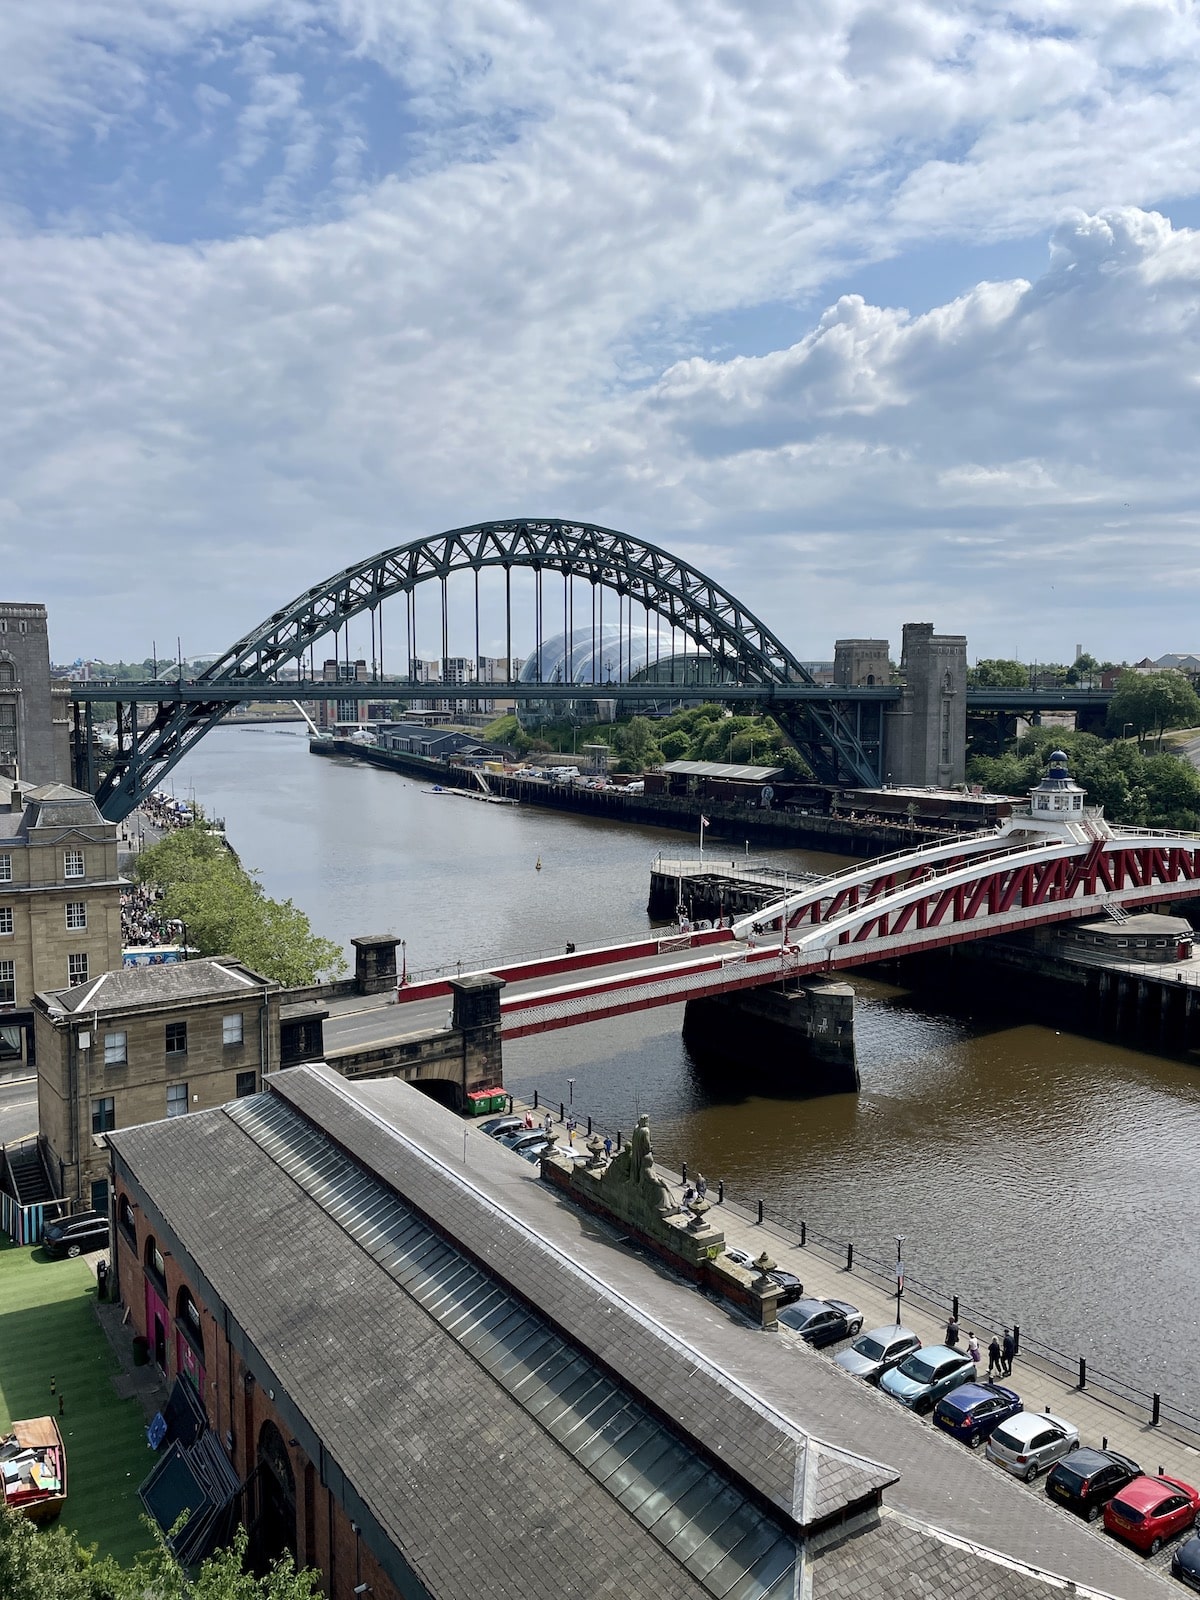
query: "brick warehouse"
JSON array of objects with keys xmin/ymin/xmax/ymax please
[{"xmin": 106, "ymin": 1066, "xmax": 1177, "ymax": 1600}]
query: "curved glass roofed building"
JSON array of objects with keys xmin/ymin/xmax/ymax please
[{"xmin": 517, "ymin": 627, "xmax": 723, "ymax": 724}]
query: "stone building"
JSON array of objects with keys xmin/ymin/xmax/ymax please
[
  {"xmin": 884, "ymin": 622, "xmax": 968, "ymax": 788},
  {"xmin": 0, "ymin": 602, "xmax": 70, "ymax": 786},
  {"xmin": 0, "ymin": 780, "xmax": 124, "ymax": 1066},
  {"xmin": 35, "ymin": 956, "xmax": 279, "ymax": 1212}
]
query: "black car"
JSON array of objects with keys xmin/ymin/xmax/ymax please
[
  {"xmin": 42, "ymin": 1211, "xmax": 110, "ymax": 1259},
  {"xmin": 1045, "ymin": 1447, "xmax": 1142, "ymax": 1522},
  {"xmin": 778, "ymin": 1296, "xmax": 863, "ymax": 1348},
  {"xmin": 1172, "ymin": 1534, "xmax": 1200, "ymax": 1590},
  {"xmin": 724, "ymin": 1248, "xmax": 804, "ymax": 1305}
]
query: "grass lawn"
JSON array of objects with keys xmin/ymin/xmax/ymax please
[{"xmin": 0, "ymin": 1237, "xmax": 153, "ymax": 1566}]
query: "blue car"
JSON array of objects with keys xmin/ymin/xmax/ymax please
[{"xmin": 932, "ymin": 1382, "xmax": 1022, "ymax": 1449}]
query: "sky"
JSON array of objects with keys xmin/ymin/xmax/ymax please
[{"xmin": 2, "ymin": 1, "xmax": 1200, "ymax": 669}]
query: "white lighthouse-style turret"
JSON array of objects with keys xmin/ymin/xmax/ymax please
[{"xmin": 999, "ymin": 747, "xmax": 1110, "ymax": 844}]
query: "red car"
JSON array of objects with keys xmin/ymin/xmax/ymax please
[{"xmin": 1103, "ymin": 1473, "xmax": 1200, "ymax": 1555}]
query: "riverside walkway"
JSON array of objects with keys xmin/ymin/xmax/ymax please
[{"xmin": 506, "ymin": 1092, "xmax": 1200, "ymax": 1586}]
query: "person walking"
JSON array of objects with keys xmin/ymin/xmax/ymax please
[
  {"xmin": 945, "ymin": 1315, "xmax": 960, "ymax": 1350},
  {"xmin": 967, "ymin": 1331, "xmax": 981, "ymax": 1365},
  {"xmin": 696, "ymin": 1173, "xmax": 708, "ymax": 1201},
  {"xmin": 1001, "ymin": 1328, "xmax": 1015, "ymax": 1376},
  {"xmin": 987, "ymin": 1335, "xmax": 1002, "ymax": 1379}
]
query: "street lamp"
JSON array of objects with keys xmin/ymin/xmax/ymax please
[
  {"xmin": 567, "ymin": 1078, "xmax": 575, "ymax": 1105},
  {"xmin": 1122, "ymin": 722, "xmax": 1134, "ymax": 742},
  {"xmin": 895, "ymin": 1236, "xmax": 905, "ymax": 1325}
]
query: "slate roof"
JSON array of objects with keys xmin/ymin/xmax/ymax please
[{"xmin": 42, "ymin": 956, "xmax": 271, "ymax": 1015}]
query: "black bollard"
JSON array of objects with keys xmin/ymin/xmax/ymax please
[
  {"xmin": 952, "ymin": 1294, "xmax": 959, "ymax": 1321},
  {"xmin": 507, "ymin": 1095, "xmax": 513, "ymax": 1114},
  {"xmin": 799, "ymin": 1222, "xmax": 806, "ymax": 1248},
  {"xmin": 1078, "ymin": 1357, "xmax": 1087, "ymax": 1390},
  {"xmin": 617, "ymin": 1131, "xmax": 622, "ymax": 1151},
  {"xmin": 846, "ymin": 1242, "xmax": 853, "ymax": 1270},
  {"xmin": 681, "ymin": 1161, "xmax": 687, "ymax": 1183},
  {"xmin": 559, "ymin": 1102, "xmax": 564, "ymax": 1122},
  {"xmin": 1152, "ymin": 1393, "xmax": 1161, "ymax": 1426},
  {"xmin": 533, "ymin": 1089, "xmax": 539, "ymax": 1109},
  {"xmin": 587, "ymin": 1116, "xmax": 592, "ymax": 1136},
  {"xmin": 756, "ymin": 1199, "xmax": 764, "ymax": 1225},
  {"xmin": 717, "ymin": 1180, "xmax": 724, "ymax": 1205},
  {"xmin": 1102, "ymin": 1436, "xmax": 1108, "ymax": 1450},
  {"xmin": 1013, "ymin": 1324, "xmax": 1020, "ymax": 1356}
]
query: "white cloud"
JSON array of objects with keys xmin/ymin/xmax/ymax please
[{"xmin": 1, "ymin": 4, "xmax": 1200, "ymax": 663}]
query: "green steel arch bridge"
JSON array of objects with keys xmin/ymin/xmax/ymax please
[{"xmin": 67, "ymin": 518, "xmax": 1113, "ymax": 820}]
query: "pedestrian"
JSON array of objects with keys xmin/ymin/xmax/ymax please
[
  {"xmin": 945, "ymin": 1314, "xmax": 960, "ymax": 1350},
  {"xmin": 523, "ymin": 1111, "xmax": 533, "ymax": 1129},
  {"xmin": 567, "ymin": 1118, "xmax": 576, "ymax": 1146},
  {"xmin": 987, "ymin": 1335, "xmax": 1002, "ymax": 1379},
  {"xmin": 603, "ymin": 1135, "xmax": 612, "ymax": 1159},
  {"xmin": 696, "ymin": 1173, "xmax": 707, "ymax": 1200},
  {"xmin": 1001, "ymin": 1327, "xmax": 1015, "ymax": 1376},
  {"xmin": 543, "ymin": 1112, "xmax": 552, "ymax": 1136},
  {"xmin": 968, "ymin": 1331, "xmax": 981, "ymax": 1365},
  {"xmin": 682, "ymin": 1183, "xmax": 695, "ymax": 1207}
]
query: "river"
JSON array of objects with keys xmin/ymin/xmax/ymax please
[{"xmin": 171, "ymin": 724, "xmax": 1199, "ymax": 1414}]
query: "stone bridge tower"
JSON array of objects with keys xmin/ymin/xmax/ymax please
[{"xmin": 883, "ymin": 622, "xmax": 967, "ymax": 788}]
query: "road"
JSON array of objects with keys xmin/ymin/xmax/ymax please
[{"xmin": 0, "ymin": 1072, "xmax": 37, "ymax": 1146}]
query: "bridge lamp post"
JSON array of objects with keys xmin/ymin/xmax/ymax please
[
  {"xmin": 1123, "ymin": 722, "xmax": 1134, "ymax": 742},
  {"xmin": 895, "ymin": 1236, "xmax": 905, "ymax": 1326},
  {"xmin": 568, "ymin": 1078, "xmax": 575, "ymax": 1106}
]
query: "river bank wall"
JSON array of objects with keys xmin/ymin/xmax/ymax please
[{"xmin": 308, "ymin": 736, "xmax": 953, "ymax": 856}]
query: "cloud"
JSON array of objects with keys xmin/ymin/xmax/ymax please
[{"xmin": 2, "ymin": 4, "xmax": 1200, "ymax": 663}]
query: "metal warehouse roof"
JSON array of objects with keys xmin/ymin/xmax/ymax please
[{"xmin": 659, "ymin": 761, "xmax": 784, "ymax": 782}]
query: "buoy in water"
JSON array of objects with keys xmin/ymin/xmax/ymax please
[{"xmin": 535, "ymin": 856, "xmax": 542, "ymax": 872}]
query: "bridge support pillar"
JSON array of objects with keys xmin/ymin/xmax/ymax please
[
  {"xmin": 682, "ymin": 979, "xmax": 858, "ymax": 1096},
  {"xmin": 449, "ymin": 973, "xmax": 506, "ymax": 1108}
]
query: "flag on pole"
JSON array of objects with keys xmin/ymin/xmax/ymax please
[{"xmin": 700, "ymin": 815, "xmax": 710, "ymax": 828}]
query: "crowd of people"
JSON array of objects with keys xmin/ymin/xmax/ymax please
[
  {"xmin": 121, "ymin": 883, "xmax": 173, "ymax": 948},
  {"xmin": 140, "ymin": 790, "xmax": 196, "ymax": 833}
]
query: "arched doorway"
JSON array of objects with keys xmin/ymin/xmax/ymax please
[{"xmin": 253, "ymin": 1420, "xmax": 297, "ymax": 1571}]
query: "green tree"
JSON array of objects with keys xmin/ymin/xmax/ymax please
[
  {"xmin": 0, "ymin": 1505, "xmax": 321, "ymax": 1600},
  {"xmin": 137, "ymin": 829, "xmax": 346, "ymax": 986},
  {"xmin": 1064, "ymin": 651, "xmax": 1100, "ymax": 686},
  {"xmin": 968, "ymin": 659, "xmax": 1028, "ymax": 689},
  {"xmin": 1107, "ymin": 670, "xmax": 1200, "ymax": 749}
]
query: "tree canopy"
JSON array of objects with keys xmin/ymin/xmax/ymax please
[
  {"xmin": 0, "ymin": 1510, "xmax": 321, "ymax": 1600},
  {"xmin": 1107, "ymin": 670, "xmax": 1200, "ymax": 749},
  {"xmin": 968, "ymin": 658, "xmax": 1029, "ymax": 689},
  {"xmin": 966, "ymin": 726, "xmax": 1200, "ymax": 830},
  {"xmin": 137, "ymin": 828, "xmax": 346, "ymax": 986}
]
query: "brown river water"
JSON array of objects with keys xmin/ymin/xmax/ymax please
[{"xmin": 172, "ymin": 725, "xmax": 1200, "ymax": 1414}]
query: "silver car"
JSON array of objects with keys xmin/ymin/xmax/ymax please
[
  {"xmin": 835, "ymin": 1326, "xmax": 922, "ymax": 1385},
  {"xmin": 985, "ymin": 1411, "xmax": 1079, "ymax": 1482}
]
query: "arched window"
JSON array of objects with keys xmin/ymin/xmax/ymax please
[
  {"xmin": 0, "ymin": 662, "xmax": 14, "ymax": 687},
  {"xmin": 118, "ymin": 1194, "xmax": 136, "ymax": 1240},
  {"xmin": 175, "ymin": 1284, "xmax": 206, "ymax": 1394},
  {"xmin": 254, "ymin": 1421, "xmax": 297, "ymax": 1568},
  {"xmin": 144, "ymin": 1234, "xmax": 165, "ymax": 1281}
]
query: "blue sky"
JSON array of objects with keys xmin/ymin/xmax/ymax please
[{"xmin": 2, "ymin": 1, "xmax": 1200, "ymax": 666}]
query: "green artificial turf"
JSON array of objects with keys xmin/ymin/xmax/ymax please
[{"xmin": 0, "ymin": 1238, "xmax": 154, "ymax": 1566}]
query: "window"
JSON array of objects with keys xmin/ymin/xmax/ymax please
[
  {"xmin": 67, "ymin": 952, "xmax": 88, "ymax": 985},
  {"xmin": 235, "ymin": 1070, "xmax": 257, "ymax": 1098},
  {"xmin": 118, "ymin": 1195, "xmax": 136, "ymax": 1240},
  {"xmin": 64, "ymin": 849, "xmax": 84, "ymax": 879},
  {"xmin": 222, "ymin": 1013, "xmax": 243, "ymax": 1046},
  {"xmin": 0, "ymin": 908, "xmax": 11, "ymax": 935},
  {"xmin": 165, "ymin": 1021, "xmax": 187, "ymax": 1055},
  {"xmin": 90, "ymin": 1177, "xmax": 109, "ymax": 1215},
  {"xmin": 166, "ymin": 1082, "xmax": 188, "ymax": 1117},
  {"xmin": 0, "ymin": 959, "xmax": 13, "ymax": 1004},
  {"xmin": 144, "ymin": 1235, "xmax": 165, "ymax": 1281},
  {"xmin": 0, "ymin": 663, "xmax": 12, "ymax": 687},
  {"xmin": 66, "ymin": 902, "xmax": 86, "ymax": 931},
  {"xmin": 0, "ymin": 854, "xmax": 9, "ymax": 881},
  {"xmin": 91, "ymin": 1096, "xmax": 115, "ymax": 1134},
  {"xmin": 104, "ymin": 1030, "xmax": 127, "ymax": 1066}
]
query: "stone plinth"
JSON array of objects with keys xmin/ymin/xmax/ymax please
[{"xmin": 351, "ymin": 935, "xmax": 400, "ymax": 995}]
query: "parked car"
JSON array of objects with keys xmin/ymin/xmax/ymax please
[
  {"xmin": 499, "ymin": 1128, "xmax": 556, "ymax": 1153},
  {"xmin": 985, "ymin": 1411, "xmax": 1079, "ymax": 1482},
  {"xmin": 42, "ymin": 1211, "xmax": 110, "ymax": 1259},
  {"xmin": 1171, "ymin": 1533, "xmax": 1200, "ymax": 1589},
  {"xmin": 835, "ymin": 1326, "xmax": 921, "ymax": 1385},
  {"xmin": 1045, "ymin": 1447, "xmax": 1142, "ymax": 1522},
  {"xmin": 778, "ymin": 1297, "xmax": 863, "ymax": 1348},
  {"xmin": 1104, "ymin": 1474, "xmax": 1200, "ymax": 1555},
  {"xmin": 931, "ymin": 1382, "xmax": 1022, "ymax": 1450},
  {"xmin": 724, "ymin": 1248, "xmax": 804, "ymax": 1305},
  {"xmin": 480, "ymin": 1115, "xmax": 524, "ymax": 1139},
  {"xmin": 879, "ymin": 1344, "xmax": 976, "ymax": 1414}
]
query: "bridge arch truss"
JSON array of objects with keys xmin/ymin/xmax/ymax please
[{"xmin": 86, "ymin": 519, "xmax": 883, "ymax": 819}]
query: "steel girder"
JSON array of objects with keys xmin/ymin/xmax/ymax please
[{"xmin": 92, "ymin": 519, "xmax": 880, "ymax": 818}]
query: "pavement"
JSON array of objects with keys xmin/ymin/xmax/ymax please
[{"xmin": 503, "ymin": 1093, "xmax": 1200, "ymax": 1588}]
